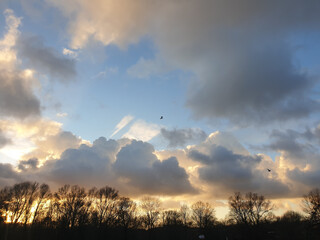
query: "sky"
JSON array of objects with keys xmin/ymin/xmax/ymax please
[{"xmin": 0, "ymin": 0, "xmax": 320, "ymax": 219}]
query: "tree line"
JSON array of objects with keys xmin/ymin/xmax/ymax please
[{"xmin": 0, "ymin": 181, "xmax": 320, "ymax": 240}]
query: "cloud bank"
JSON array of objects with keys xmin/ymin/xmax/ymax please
[{"xmin": 2, "ymin": 128, "xmax": 318, "ymax": 199}]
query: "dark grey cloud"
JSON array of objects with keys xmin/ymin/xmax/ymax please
[
  {"xmin": 0, "ymin": 129, "xmax": 11, "ymax": 148},
  {"xmin": 188, "ymin": 144, "xmax": 289, "ymax": 197},
  {"xmin": 161, "ymin": 128, "xmax": 207, "ymax": 148},
  {"xmin": 114, "ymin": 140, "xmax": 197, "ymax": 195},
  {"xmin": 0, "ymin": 137, "xmax": 196, "ymax": 196},
  {"xmin": 267, "ymin": 130, "xmax": 311, "ymax": 159},
  {"xmin": 261, "ymin": 126, "xmax": 320, "ymax": 190},
  {"xmin": 17, "ymin": 35, "xmax": 76, "ymax": 81},
  {"xmin": 186, "ymin": 41, "xmax": 317, "ymax": 124},
  {"xmin": 287, "ymin": 168, "xmax": 320, "ymax": 191},
  {"xmin": 0, "ymin": 71, "xmax": 41, "ymax": 119},
  {"xmin": 34, "ymin": 138, "xmax": 196, "ymax": 195},
  {"xmin": 261, "ymin": 127, "xmax": 320, "ymax": 168},
  {"xmin": 0, "ymin": 163, "xmax": 21, "ymax": 187},
  {"xmin": 46, "ymin": 137, "xmax": 119, "ymax": 187},
  {"xmin": 18, "ymin": 158, "xmax": 39, "ymax": 171},
  {"xmin": 151, "ymin": 0, "xmax": 320, "ymax": 124}
]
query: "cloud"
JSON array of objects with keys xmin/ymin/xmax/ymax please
[
  {"xmin": 267, "ymin": 129, "xmax": 314, "ymax": 162},
  {"xmin": 122, "ymin": 119, "xmax": 160, "ymax": 141},
  {"xmin": 46, "ymin": 0, "xmax": 153, "ymax": 49},
  {"xmin": 56, "ymin": 112, "xmax": 68, "ymax": 118},
  {"xmin": 0, "ymin": 9, "xmax": 41, "ymax": 119},
  {"xmin": 63, "ymin": 48, "xmax": 78, "ymax": 58},
  {"xmin": 110, "ymin": 115, "xmax": 134, "ymax": 137},
  {"xmin": 47, "ymin": 143, "xmax": 113, "ymax": 187},
  {"xmin": 262, "ymin": 126, "xmax": 320, "ymax": 170},
  {"xmin": 0, "ymin": 118, "xmax": 71, "ymax": 164},
  {"xmin": 22, "ymin": 130, "xmax": 83, "ymax": 162},
  {"xmin": 17, "ymin": 35, "xmax": 76, "ymax": 81},
  {"xmin": 0, "ymin": 129, "xmax": 11, "ymax": 148},
  {"xmin": 47, "ymin": 0, "xmax": 320, "ymax": 124},
  {"xmin": 16, "ymin": 137, "xmax": 196, "ymax": 196},
  {"xmin": 155, "ymin": 1, "xmax": 319, "ymax": 124},
  {"xmin": 113, "ymin": 140, "xmax": 196, "ymax": 195},
  {"xmin": 0, "ymin": 70, "xmax": 41, "ymax": 119},
  {"xmin": 259, "ymin": 125, "xmax": 320, "ymax": 194},
  {"xmin": 18, "ymin": 158, "xmax": 39, "ymax": 171},
  {"xmin": 161, "ymin": 128, "xmax": 207, "ymax": 148},
  {"xmin": 287, "ymin": 168, "xmax": 320, "ymax": 191},
  {"xmin": 0, "ymin": 129, "xmax": 317, "ymax": 199},
  {"xmin": 0, "ymin": 163, "xmax": 21, "ymax": 187},
  {"xmin": 187, "ymin": 133, "xmax": 290, "ymax": 198}
]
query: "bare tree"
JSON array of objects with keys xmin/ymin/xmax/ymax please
[
  {"xmin": 53, "ymin": 185, "xmax": 87, "ymax": 228},
  {"xmin": 180, "ymin": 204, "xmax": 189, "ymax": 226},
  {"xmin": 91, "ymin": 186, "xmax": 119, "ymax": 228},
  {"xmin": 303, "ymin": 188, "xmax": 320, "ymax": 225},
  {"xmin": 23, "ymin": 182, "xmax": 39, "ymax": 226},
  {"xmin": 191, "ymin": 201, "xmax": 215, "ymax": 229},
  {"xmin": 162, "ymin": 210, "xmax": 182, "ymax": 226},
  {"xmin": 140, "ymin": 196, "xmax": 161, "ymax": 229},
  {"xmin": 0, "ymin": 187, "xmax": 11, "ymax": 223},
  {"xmin": 280, "ymin": 210, "xmax": 303, "ymax": 223},
  {"xmin": 229, "ymin": 192, "xmax": 273, "ymax": 226},
  {"xmin": 32, "ymin": 183, "xmax": 51, "ymax": 224},
  {"xmin": 116, "ymin": 197, "xmax": 138, "ymax": 229},
  {"xmin": 7, "ymin": 182, "xmax": 39, "ymax": 224}
]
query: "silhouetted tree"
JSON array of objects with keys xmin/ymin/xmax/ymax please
[
  {"xmin": 303, "ymin": 188, "xmax": 320, "ymax": 225},
  {"xmin": 140, "ymin": 196, "xmax": 161, "ymax": 229},
  {"xmin": 191, "ymin": 201, "xmax": 215, "ymax": 229},
  {"xmin": 91, "ymin": 185, "xmax": 119, "ymax": 228},
  {"xmin": 280, "ymin": 210, "xmax": 303, "ymax": 223},
  {"xmin": 23, "ymin": 182, "xmax": 39, "ymax": 226},
  {"xmin": 116, "ymin": 197, "xmax": 138, "ymax": 229},
  {"xmin": 7, "ymin": 182, "xmax": 39, "ymax": 224},
  {"xmin": 229, "ymin": 192, "xmax": 273, "ymax": 226},
  {"xmin": 180, "ymin": 204, "xmax": 190, "ymax": 226},
  {"xmin": 53, "ymin": 185, "xmax": 87, "ymax": 228},
  {"xmin": 0, "ymin": 187, "xmax": 11, "ymax": 223},
  {"xmin": 31, "ymin": 183, "xmax": 51, "ymax": 225},
  {"xmin": 162, "ymin": 210, "xmax": 182, "ymax": 226}
]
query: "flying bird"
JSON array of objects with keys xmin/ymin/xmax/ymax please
[
  {"xmin": 160, "ymin": 116, "xmax": 163, "ymax": 119},
  {"xmin": 267, "ymin": 168, "xmax": 271, "ymax": 172}
]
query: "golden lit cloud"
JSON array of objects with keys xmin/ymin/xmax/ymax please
[{"xmin": 47, "ymin": 0, "xmax": 153, "ymax": 49}]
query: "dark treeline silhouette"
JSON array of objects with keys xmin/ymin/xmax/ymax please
[{"xmin": 0, "ymin": 182, "xmax": 320, "ymax": 240}]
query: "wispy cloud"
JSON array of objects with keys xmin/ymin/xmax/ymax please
[
  {"xmin": 110, "ymin": 115, "xmax": 134, "ymax": 138},
  {"xmin": 122, "ymin": 119, "xmax": 160, "ymax": 142}
]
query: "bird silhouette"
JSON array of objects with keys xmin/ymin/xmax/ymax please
[
  {"xmin": 267, "ymin": 168, "xmax": 271, "ymax": 172},
  {"xmin": 160, "ymin": 116, "xmax": 163, "ymax": 119}
]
